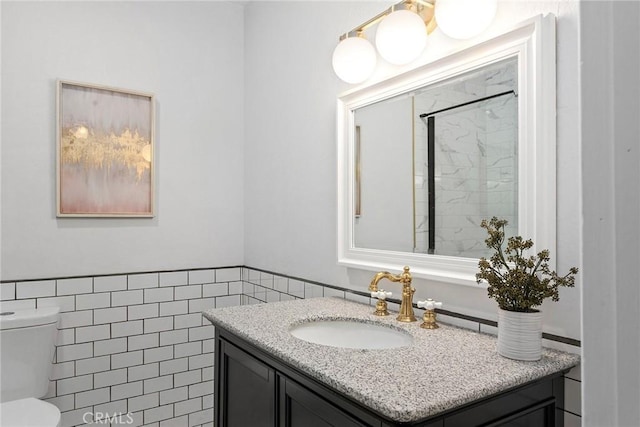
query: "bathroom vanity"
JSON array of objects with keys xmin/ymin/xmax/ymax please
[{"xmin": 203, "ymin": 298, "xmax": 579, "ymax": 427}]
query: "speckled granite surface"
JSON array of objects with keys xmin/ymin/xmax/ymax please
[{"xmin": 203, "ymin": 297, "xmax": 580, "ymax": 423}]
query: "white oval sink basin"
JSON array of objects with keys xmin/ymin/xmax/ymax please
[{"xmin": 289, "ymin": 320, "xmax": 413, "ymax": 349}]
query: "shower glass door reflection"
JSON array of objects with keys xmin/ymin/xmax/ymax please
[{"xmin": 414, "ymin": 91, "xmax": 518, "ymax": 258}]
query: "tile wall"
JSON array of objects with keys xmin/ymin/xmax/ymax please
[
  {"xmin": 1, "ymin": 268, "xmax": 244, "ymax": 427},
  {"xmin": 0, "ymin": 266, "xmax": 581, "ymax": 426},
  {"xmin": 413, "ymin": 59, "xmax": 518, "ymax": 258}
]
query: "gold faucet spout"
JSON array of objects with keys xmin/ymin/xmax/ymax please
[
  {"xmin": 369, "ymin": 271, "xmax": 396, "ymax": 292},
  {"xmin": 369, "ymin": 266, "xmax": 416, "ymax": 322}
]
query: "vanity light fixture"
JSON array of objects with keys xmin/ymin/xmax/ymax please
[
  {"xmin": 332, "ymin": 30, "xmax": 377, "ymax": 84},
  {"xmin": 332, "ymin": 0, "xmax": 435, "ymax": 84},
  {"xmin": 375, "ymin": 7, "xmax": 428, "ymax": 65},
  {"xmin": 332, "ymin": 0, "xmax": 497, "ymax": 84},
  {"xmin": 435, "ymin": 0, "xmax": 498, "ymax": 40}
]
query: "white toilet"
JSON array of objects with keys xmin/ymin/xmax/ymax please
[{"xmin": 0, "ymin": 307, "xmax": 62, "ymax": 427}]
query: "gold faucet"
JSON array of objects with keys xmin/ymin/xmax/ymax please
[{"xmin": 369, "ymin": 266, "xmax": 417, "ymax": 322}]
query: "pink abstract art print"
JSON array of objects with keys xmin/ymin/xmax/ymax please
[{"xmin": 57, "ymin": 81, "xmax": 154, "ymax": 217}]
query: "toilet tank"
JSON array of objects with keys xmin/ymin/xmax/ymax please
[{"xmin": 0, "ymin": 307, "xmax": 59, "ymax": 402}]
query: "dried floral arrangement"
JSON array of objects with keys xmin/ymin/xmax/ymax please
[{"xmin": 476, "ymin": 217, "xmax": 578, "ymax": 313}]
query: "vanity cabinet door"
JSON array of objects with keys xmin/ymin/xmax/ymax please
[
  {"xmin": 443, "ymin": 376, "xmax": 561, "ymax": 427},
  {"xmin": 480, "ymin": 398, "xmax": 555, "ymax": 427},
  {"xmin": 217, "ymin": 338, "xmax": 276, "ymax": 427},
  {"xmin": 279, "ymin": 375, "xmax": 368, "ymax": 427}
]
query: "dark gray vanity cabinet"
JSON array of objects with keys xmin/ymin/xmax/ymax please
[
  {"xmin": 216, "ymin": 329, "xmax": 382, "ymax": 427},
  {"xmin": 216, "ymin": 335, "xmax": 277, "ymax": 426},
  {"xmin": 279, "ymin": 376, "xmax": 369, "ymax": 427},
  {"xmin": 215, "ymin": 327, "xmax": 566, "ymax": 427}
]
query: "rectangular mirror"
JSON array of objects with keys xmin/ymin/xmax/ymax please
[
  {"xmin": 337, "ymin": 15, "xmax": 556, "ymax": 286},
  {"xmin": 354, "ymin": 57, "xmax": 518, "ymax": 258}
]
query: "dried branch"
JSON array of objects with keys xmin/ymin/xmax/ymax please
[{"xmin": 475, "ymin": 217, "xmax": 578, "ymax": 312}]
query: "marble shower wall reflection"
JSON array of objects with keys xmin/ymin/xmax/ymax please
[
  {"xmin": 352, "ymin": 57, "xmax": 518, "ymax": 258},
  {"xmin": 414, "ymin": 58, "xmax": 518, "ymax": 257}
]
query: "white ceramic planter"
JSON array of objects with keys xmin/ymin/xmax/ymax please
[{"xmin": 497, "ymin": 308, "xmax": 542, "ymax": 361}]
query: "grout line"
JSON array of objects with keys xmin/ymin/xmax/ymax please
[{"xmin": 0, "ymin": 265, "xmax": 244, "ymax": 285}]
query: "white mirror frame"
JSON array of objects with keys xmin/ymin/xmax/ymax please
[{"xmin": 337, "ymin": 14, "xmax": 556, "ymax": 286}]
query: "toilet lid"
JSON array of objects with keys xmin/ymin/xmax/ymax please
[{"xmin": 0, "ymin": 398, "xmax": 61, "ymax": 427}]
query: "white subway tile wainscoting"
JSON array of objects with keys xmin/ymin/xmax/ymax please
[{"xmin": 0, "ymin": 267, "xmax": 582, "ymax": 426}]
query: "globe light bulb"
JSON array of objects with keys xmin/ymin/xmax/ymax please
[
  {"xmin": 435, "ymin": 0, "xmax": 498, "ymax": 40},
  {"xmin": 375, "ymin": 9, "xmax": 427, "ymax": 65},
  {"xmin": 332, "ymin": 36, "xmax": 377, "ymax": 84}
]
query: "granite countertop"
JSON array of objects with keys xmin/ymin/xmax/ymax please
[{"xmin": 203, "ymin": 297, "xmax": 580, "ymax": 423}]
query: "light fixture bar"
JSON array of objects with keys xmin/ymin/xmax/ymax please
[
  {"xmin": 339, "ymin": 6, "xmax": 394, "ymax": 41},
  {"xmin": 338, "ymin": 0, "xmax": 436, "ymax": 41}
]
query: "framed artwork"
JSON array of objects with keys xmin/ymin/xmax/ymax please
[{"xmin": 57, "ymin": 80, "xmax": 155, "ymax": 217}]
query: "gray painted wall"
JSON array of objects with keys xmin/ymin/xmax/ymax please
[
  {"xmin": 580, "ymin": 1, "xmax": 640, "ymax": 425},
  {"xmin": 1, "ymin": 1, "xmax": 245, "ymax": 279}
]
